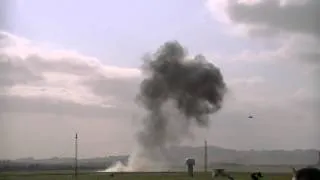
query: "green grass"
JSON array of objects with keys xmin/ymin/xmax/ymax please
[{"xmin": 0, "ymin": 171, "xmax": 292, "ymax": 180}]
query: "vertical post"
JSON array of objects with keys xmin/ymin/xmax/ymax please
[
  {"xmin": 317, "ymin": 151, "xmax": 320, "ymax": 165},
  {"xmin": 204, "ymin": 140, "xmax": 207, "ymax": 173},
  {"xmin": 75, "ymin": 133, "xmax": 78, "ymax": 180}
]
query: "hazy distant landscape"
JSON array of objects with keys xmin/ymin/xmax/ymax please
[
  {"xmin": 1, "ymin": 0, "xmax": 319, "ymax": 179},
  {"xmin": 1, "ymin": 145, "xmax": 319, "ymax": 172}
]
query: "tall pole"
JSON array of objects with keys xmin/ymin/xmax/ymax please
[
  {"xmin": 317, "ymin": 151, "xmax": 320, "ymax": 165},
  {"xmin": 204, "ymin": 140, "xmax": 208, "ymax": 172},
  {"xmin": 75, "ymin": 133, "xmax": 78, "ymax": 180}
]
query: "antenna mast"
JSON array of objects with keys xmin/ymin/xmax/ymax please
[
  {"xmin": 204, "ymin": 140, "xmax": 208, "ymax": 172},
  {"xmin": 74, "ymin": 133, "xmax": 78, "ymax": 180}
]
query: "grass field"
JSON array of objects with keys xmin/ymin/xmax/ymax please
[{"xmin": 0, "ymin": 171, "xmax": 292, "ymax": 180}]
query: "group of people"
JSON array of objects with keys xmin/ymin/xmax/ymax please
[{"xmin": 211, "ymin": 167, "xmax": 320, "ymax": 180}]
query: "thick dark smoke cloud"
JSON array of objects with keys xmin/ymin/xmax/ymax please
[{"xmin": 136, "ymin": 41, "xmax": 227, "ymax": 162}]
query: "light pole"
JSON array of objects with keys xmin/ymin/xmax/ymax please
[
  {"xmin": 74, "ymin": 133, "xmax": 78, "ymax": 180},
  {"xmin": 204, "ymin": 140, "xmax": 208, "ymax": 172}
]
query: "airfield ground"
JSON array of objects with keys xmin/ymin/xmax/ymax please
[{"xmin": 0, "ymin": 171, "xmax": 292, "ymax": 180}]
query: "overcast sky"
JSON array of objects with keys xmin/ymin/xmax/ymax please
[{"xmin": 0, "ymin": 0, "xmax": 319, "ymax": 159}]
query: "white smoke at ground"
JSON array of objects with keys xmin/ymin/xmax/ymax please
[
  {"xmin": 101, "ymin": 102, "xmax": 190, "ymax": 172},
  {"xmin": 102, "ymin": 41, "xmax": 227, "ymax": 172}
]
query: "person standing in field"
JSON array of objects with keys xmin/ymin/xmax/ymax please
[{"xmin": 292, "ymin": 167, "xmax": 320, "ymax": 180}]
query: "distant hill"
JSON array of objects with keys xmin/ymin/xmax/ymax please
[
  {"xmin": 2, "ymin": 145, "xmax": 319, "ymax": 171},
  {"xmin": 166, "ymin": 146, "xmax": 319, "ymax": 166},
  {"xmin": 11, "ymin": 155, "xmax": 128, "ymax": 165}
]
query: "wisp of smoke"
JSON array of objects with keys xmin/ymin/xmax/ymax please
[{"xmin": 103, "ymin": 41, "xmax": 227, "ymax": 172}]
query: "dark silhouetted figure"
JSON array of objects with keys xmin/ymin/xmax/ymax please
[
  {"xmin": 293, "ymin": 167, "xmax": 320, "ymax": 180},
  {"xmin": 212, "ymin": 169, "xmax": 234, "ymax": 180},
  {"xmin": 186, "ymin": 158, "xmax": 195, "ymax": 177},
  {"xmin": 250, "ymin": 172, "xmax": 263, "ymax": 180}
]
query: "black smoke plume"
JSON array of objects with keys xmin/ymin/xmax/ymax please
[
  {"xmin": 105, "ymin": 41, "xmax": 227, "ymax": 172},
  {"xmin": 135, "ymin": 41, "xmax": 227, "ymax": 164}
]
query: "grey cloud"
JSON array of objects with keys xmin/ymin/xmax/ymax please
[
  {"xmin": 0, "ymin": 55, "xmax": 43, "ymax": 87},
  {"xmin": 0, "ymin": 31, "xmax": 146, "ymax": 159},
  {"xmin": 208, "ymin": 0, "xmax": 320, "ymax": 67},
  {"xmin": 0, "ymin": 95, "xmax": 137, "ymax": 119},
  {"xmin": 0, "ymin": 31, "xmax": 141, "ymax": 119},
  {"xmin": 83, "ymin": 76, "xmax": 140, "ymax": 105},
  {"xmin": 291, "ymin": 90, "xmax": 320, "ymax": 113},
  {"xmin": 247, "ymin": 27, "xmax": 282, "ymax": 38},
  {"xmin": 298, "ymin": 51, "xmax": 320, "ymax": 65},
  {"xmin": 228, "ymin": 0, "xmax": 320, "ymax": 38},
  {"xmin": 24, "ymin": 54, "xmax": 101, "ymax": 76}
]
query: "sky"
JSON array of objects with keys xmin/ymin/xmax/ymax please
[{"xmin": 0, "ymin": 0, "xmax": 319, "ymax": 159}]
